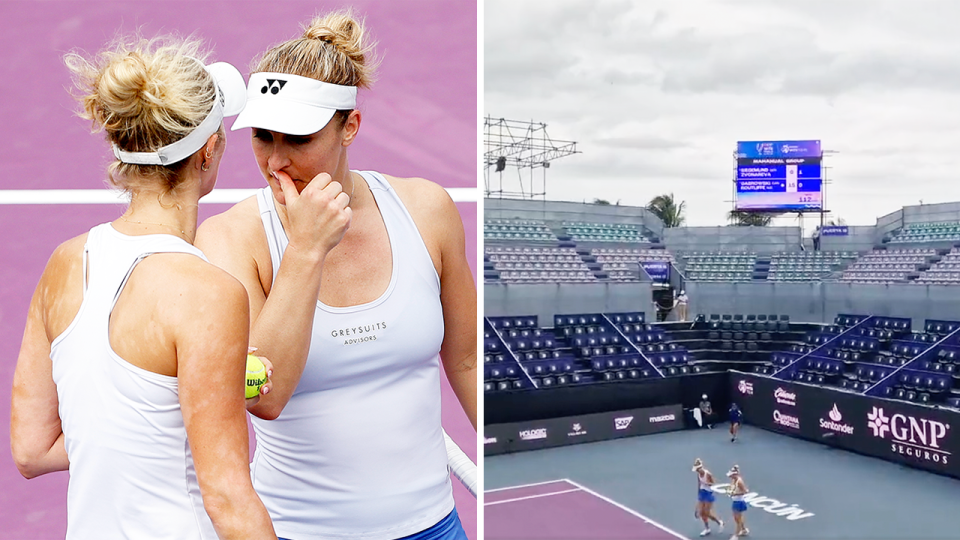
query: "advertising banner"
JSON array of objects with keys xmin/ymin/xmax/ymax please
[
  {"xmin": 484, "ymin": 404, "xmax": 684, "ymax": 456},
  {"xmin": 730, "ymin": 373, "xmax": 959, "ymax": 478}
]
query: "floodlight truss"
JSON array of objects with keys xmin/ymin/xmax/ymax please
[{"xmin": 484, "ymin": 116, "xmax": 580, "ymax": 200}]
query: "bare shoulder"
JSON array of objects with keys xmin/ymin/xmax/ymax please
[
  {"xmin": 34, "ymin": 233, "xmax": 89, "ymax": 339},
  {"xmin": 196, "ymin": 195, "xmax": 263, "ymax": 244},
  {"xmin": 384, "ymin": 174, "xmax": 459, "ymax": 223},
  {"xmin": 144, "ymin": 252, "xmax": 247, "ymax": 306},
  {"xmin": 39, "ymin": 233, "xmax": 88, "ymax": 296},
  {"xmin": 195, "ymin": 195, "xmax": 270, "ymax": 282},
  {"xmin": 46, "ymin": 232, "xmax": 88, "ymax": 267}
]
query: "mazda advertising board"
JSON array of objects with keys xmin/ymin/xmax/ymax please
[
  {"xmin": 730, "ymin": 372, "xmax": 960, "ymax": 479},
  {"xmin": 484, "ymin": 404, "xmax": 684, "ymax": 456}
]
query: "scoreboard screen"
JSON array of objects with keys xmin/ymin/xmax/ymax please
[{"xmin": 735, "ymin": 140, "xmax": 822, "ymax": 212}]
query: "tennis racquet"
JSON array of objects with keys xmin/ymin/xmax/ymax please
[{"xmin": 443, "ymin": 430, "xmax": 477, "ymax": 497}]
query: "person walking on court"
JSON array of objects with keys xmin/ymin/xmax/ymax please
[
  {"xmin": 692, "ymin": 458, "xmax": 724, "ymax": 536},
  {"xmin": 729, "ymin": 403, "xmax": 743, "ymax": 442},
  {"xmin": 195, "ymin": 9, "xmax": 476, "ymax": 540},
  {"xmin": 10, "ymin": 35, "xmax": 277, "ymax": 539},
  {"xmin": 727, "ymin": 465, "xmax": 750, "ymax": 538}
]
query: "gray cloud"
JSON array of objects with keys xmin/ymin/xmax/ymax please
[{"xmin": 485, "ymin": 0, "xmax": 960, "ymax": 226}]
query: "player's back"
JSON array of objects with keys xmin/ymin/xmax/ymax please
[{"xmin": 51, "ymin": 223, "xmax": 217, "ymax": 540}]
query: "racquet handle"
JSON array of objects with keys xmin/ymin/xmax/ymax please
[{"xmin": 443, "ymin": 430, "xmax": 477, "ymax": 497}]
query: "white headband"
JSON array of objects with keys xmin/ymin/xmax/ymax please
[
  {"xmin": 112, "ymin": 61, "xmax": 246, "ymax": 166},
  {"xmin": 230, "ymin": 72, "xmax": 357, "ymax": 135}
]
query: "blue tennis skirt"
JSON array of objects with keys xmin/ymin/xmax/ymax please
[
  {"xmin": 697, "ymin": 489, "xmax": 715, "ymax": 503},
  {"xmin": 279, "ymin": 508, "xmax": 467, "ymax": 540},
  {"xmin": 732, "ymin": 500, "xmax": 749, "ymax": 513}
]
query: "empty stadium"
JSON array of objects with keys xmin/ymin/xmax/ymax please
[{"xmin": 483, "ymin": 195, "xmax": 960, "ymax": 539}]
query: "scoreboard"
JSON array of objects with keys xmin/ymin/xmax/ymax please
[{"xmin": 735, "ymin": 140, "xmax": 822, "ymax": 212}]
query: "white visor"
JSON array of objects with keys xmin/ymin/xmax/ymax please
[
  {"xmin": 112, "ymin": 61, "xmax": 246, "ymax": 166},
  {"xmin": 230, "ymin": 72, "xmax": 357, "ymax": 135}
]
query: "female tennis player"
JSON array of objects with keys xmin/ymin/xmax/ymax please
[
  {"xmin": 727, "ymin": 465, "xmax": 750, "ymax": 538},
  {"xmin": 729, "ymin": 403, "xmax": 742, "ymax": 442},
  {"xmin": 10, "ymin": 35, "xmax": 277, "ymax": 539},
  {"xmin": 692, "ymin": 458, "xmax": 724, "ymax": 536},
  {"xmin": 195, "ymin": 9, "xmax": 476, "ymax": 540}
]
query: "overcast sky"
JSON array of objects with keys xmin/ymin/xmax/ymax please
[{"xmin": 484, "ymin": 0, "xmax": 960, "ymax": 228}]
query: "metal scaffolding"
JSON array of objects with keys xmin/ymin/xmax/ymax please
[{"xmin": 483, "ymin": 116, "xmax": 580, "ymax": 200}]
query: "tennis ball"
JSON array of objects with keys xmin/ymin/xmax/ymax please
[{"xmin": 246, "ymin": 354, "xmax": 267, "ymax": 399}]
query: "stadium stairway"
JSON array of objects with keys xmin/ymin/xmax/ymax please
[
  {"xmin": 483, "ymin": 251, "xmax": 500, "ymax": 282},
  {"xmin": 752, "ymin": 256, "xmax": 771, "ymax": 281},
  {"xmin": 661, "ymin": 315, "xmax": 815, "ymax": 374}
]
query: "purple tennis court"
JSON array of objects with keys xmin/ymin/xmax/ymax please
[
  {"xmin": 0, "ymin": 1, "xmax": 477, "ymax": 539},
  {"xmin": 486, "ymin": 425, "xmax": 960, "ymax": 540},
  {"xmin": 486, "ymin": 479, "xmax": 687, "ymax": 540}
]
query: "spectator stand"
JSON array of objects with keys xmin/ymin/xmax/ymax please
[
  {"xmin": 553, "ymin": 312, "xmax": 665, "ymax": 383},
  {"xmin": 768, "ymin": 315, "xmax": 899, "ymax": 390},
  {"xmin": 758, "ymin": 314, "xmax": 960, "ymax": 408},
  {"xmin": 865, "ymin": 321, "xmax": 960, "ymax": 407},
  {"xmin": 916, "ymin": 247, "xmax": 960, "ymax": 285},
  {"xmin": 677, "ymin": 251, "xmax": 757, "ymax": 283},
  {"xmin": 483, "ymin": 312, "xmax": 719, "ymax": 396},
  {"xmin": 484, "ymin": 245, "xmax": 597, "ymax": 284},
  {"xmin": 602, "ymin": 312, "xmax": 703, "ymax": 379},
  {"xmin": 483, "ymin": 316, "xmax": 538, "ymax": 393},
  {"xmin": 768, "ymin": 314, "xmax": 887, "ymax": 380},
  {"xmin": 839, "ymin": 248, "xmax": 938, "ymax": 284}
]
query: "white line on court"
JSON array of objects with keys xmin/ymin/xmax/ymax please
[
  {"xmin": 0, "ymin": 187, "xmax": 478, "ymax": 204},
  {"xmin": 484, "ymin": 479, "xmax": 573, "ymax": 493},
  {"xmin": 563, "ymin": 478, "xmax": 692, "ymax": 540},
  {"xmin": 484, "ymin": 488, "xmax": 582, "ymax": 507}
]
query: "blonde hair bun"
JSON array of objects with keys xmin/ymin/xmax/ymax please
[
  {"xmin": 64, "ymin": 33, "xmax": 217, "ymax": 192},
  {"xmin": 253, "ymin": 8, "xmax": 380, "ymax": 89}
]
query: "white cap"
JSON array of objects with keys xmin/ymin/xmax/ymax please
[
  {"xmin": 231, "ymin": 72, "xmax": 357, "ymax": 135},
  {"xmin": 112, "ymin": 61, "xmax": 246, "ymax": 166}
]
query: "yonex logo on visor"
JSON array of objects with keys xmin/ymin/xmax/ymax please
[
  {"xmin": 231, "ymin": 72, "xmax": 358, "ymax": 136},
  {"xmin": 262, "ymin": 79, "xmax": 287, "ymax": 94}
]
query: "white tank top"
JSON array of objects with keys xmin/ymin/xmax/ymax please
[
  {"xmin": 50, "ymin": 223, "xmax": 216, "ymax": 540},
  {"xmin": 252, "ymin": 171, "xmax": 454, "ymax": 540},
  {"xmin": 698, "ymin": 470, "xmax": 710, "ymax": 490}
]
